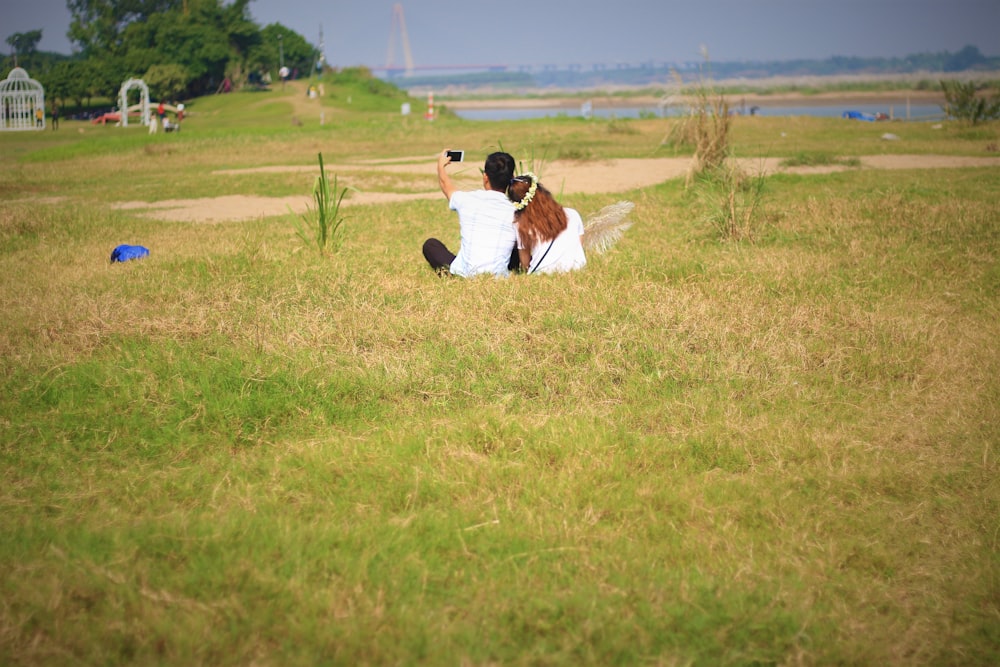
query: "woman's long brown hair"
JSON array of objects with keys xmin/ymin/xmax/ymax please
[{"xmin": 508, "ymin": 176, "xmax": 568, "ymax": 247}]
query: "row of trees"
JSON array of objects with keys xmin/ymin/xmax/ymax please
[
  {"xmin": 393, "ymin": 45, "xmax": 1000, "ymax": 91},
  {"xmin": 698, "ymin": 45, "xmax": 1000, "ymax": 81},
  {"xmin": 3, "ymin": 0, "xmax": 319, "ymax": 108}
]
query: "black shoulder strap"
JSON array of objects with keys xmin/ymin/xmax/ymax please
[{"xmin": 529, "ymin": 240, "xmax": 555, "ymax": 274}]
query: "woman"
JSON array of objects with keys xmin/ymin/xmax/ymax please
[{"xmin": 506, "ymin": 173, "xmax": 586, "ymax": 274}]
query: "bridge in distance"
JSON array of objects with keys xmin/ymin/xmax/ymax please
[
  {"xmin": 378, "ymin": 4, "xmax": 685, "ymax": 77},
  {"xmin": 371, "ymin": 61, "xmax": 689, "ymax": 77}
]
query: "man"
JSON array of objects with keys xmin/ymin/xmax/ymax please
[{"xmin": 422, "ymin": 151, "xmax": 519, "ymax": 277}]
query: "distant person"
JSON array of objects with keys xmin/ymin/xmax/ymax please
[
  {"xmin": 35, "ymin": 107, "xmax": 43, "ymax": 127},
  {"xmin": 176, "ymin": 103, "xmax": 184, "ymax": 125},
  {"xmin": 50, "ymin": 103, "xmax": 59, "ymax": 130},
  {"xmin": 422, "ymin": 151, "xmax": 519, "ymax": 277},
  {"xmin": 506, "ymin": 173, "xmax": 586, "ymax": 274}
]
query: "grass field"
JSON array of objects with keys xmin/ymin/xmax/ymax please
[{"xmin": 2, "ymin": 78, "xmax": 999, "ymax": 665}]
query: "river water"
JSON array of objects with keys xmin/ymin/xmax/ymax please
[{"xmin": 453, "ymin": 102, "xmax": 945, "ymax": 122}]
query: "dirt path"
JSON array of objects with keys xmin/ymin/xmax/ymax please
[{"xmin": 112, "ymin": 154, "xmax": 1000, "ymax": 223}]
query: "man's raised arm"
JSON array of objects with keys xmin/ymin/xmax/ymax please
[{"xmin": 437, "ymin": 150, "xmax": 457, "ymax": 200}]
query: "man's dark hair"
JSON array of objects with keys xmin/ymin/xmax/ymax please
[{"xmin": 483, "ymin": 152, "xmax": 516, "ymax": 191}]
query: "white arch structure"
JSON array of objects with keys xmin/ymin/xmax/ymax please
[
  {"xmin": 0, "ymin": 67, "xmax": 45, "ymax": 131},
  {"xmin": 118, "ymin": 78, "xmax": 151, "ymax": 127}
]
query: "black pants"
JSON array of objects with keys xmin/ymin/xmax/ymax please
[{"xmin": 422, "ymin": 238, "xmax": 520, "ymax": 274}]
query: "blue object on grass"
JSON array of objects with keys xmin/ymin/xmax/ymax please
[
  {"xmin": 842, "ymin": 110, "xmax": 876, "ymax": 122},
  {"xmin": 110, "ymin": 244, "xmax": 150, "ymax": 263}
]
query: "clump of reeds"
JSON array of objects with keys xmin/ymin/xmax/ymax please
[
  {"xmin": 661, "ymin": 61, "xmax": 731, "ymax": 181},
  {"xmin": 505, "ymin": 140, "xmax": 547, "ymax": 181},
  {"xmin": 662, "ymin": 53, "xmax": 767, "ymax": 241},
  {"xmin": 940, "ymin": 79, "xmax": 1000, "ymax": 125},
  {"xmin": 293, "ymin": 152, "xmax": 348, "ymax": 256},
  {"xmin": 693, "ymin": 161, "xmax": 767, "ymax": 242},
  {"xmin": 685, "ymin": 87, "xmax": 730, "ymax": 178}
]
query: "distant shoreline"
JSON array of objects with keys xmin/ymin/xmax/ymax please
[
  {"xmin": 441, "ymin": 89, "xmax": 946, "ymax": 111},
  {"xmin": 425, "ymin": 71, "xmax": 997, "ymax": 110}
]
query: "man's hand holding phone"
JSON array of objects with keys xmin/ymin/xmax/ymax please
[{"xmin": 437, "ymin": 150, "xmax": 462, "ymax": 199}]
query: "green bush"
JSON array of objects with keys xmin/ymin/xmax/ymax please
[
  {"xmin": 940, "ymin": 79, "xmax": 1000, "ymax": 124},
  {"xmin": 144, "ymin": 64, "xmax": 191, "ymax": 101}
]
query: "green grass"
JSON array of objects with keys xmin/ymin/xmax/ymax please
[{"xmin": 1, "ymin": 80, "xmax": 999, "ymax": 666}]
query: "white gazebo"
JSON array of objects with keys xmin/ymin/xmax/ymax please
[
  {"xmin": 1, "ymin": 67, "xmax": 46, "ymax": 131},
  {"xmin": 118, "ymin": 78, "xmax": 151, "ymax": 127}
]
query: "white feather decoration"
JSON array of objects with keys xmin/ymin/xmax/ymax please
[{"xmin": 582, "ymin": 201, "xmax": 635, "ymax": 255}]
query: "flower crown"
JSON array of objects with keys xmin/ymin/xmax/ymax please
[{"xmin": 510, "ymin": 173, "xmax": 538, "ymax": 211}]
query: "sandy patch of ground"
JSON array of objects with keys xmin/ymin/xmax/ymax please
[
  {"xmin": 112, "ymin": 154, "xmax": 1000, "ymax": 223},
  {"xmin": 111, "ymin": 192, "xmax": 440, "ymax": 223}
]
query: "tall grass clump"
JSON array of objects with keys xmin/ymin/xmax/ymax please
[
  {"xmin": 292, "ymin": 152, "xmax": 348, "ymax": 256},
  {"xmin": 662, "ymin": 61, "xmax": 731, "ymax": 179},
  {"xmin": 940, "ymin": 79, "xmax": 1000, "ymax": 124},
  {"xmin": 504, "ymin": 140, "xmax": 548, "ymax": 180},
  {"xmin": 693, "ymin": 161, "xmax": 767, "ymax": 242},
  {"xmin": 661, "ymin": 55, "xmax": 767, "ymax": 241}
]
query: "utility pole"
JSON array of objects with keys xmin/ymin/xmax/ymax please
[
  {"xmin": 316, "ymin": 24, "xmax": 327, "ymax": 73},
  {"xmin": 278, "ymin": 33, "xmax": 286, "ymax": 89}
]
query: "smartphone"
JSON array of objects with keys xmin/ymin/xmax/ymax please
[{"xmin": 446, "ymin": 150, "xmax": 464, "ymax": 162}]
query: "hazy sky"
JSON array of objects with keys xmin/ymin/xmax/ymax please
[{"xmin": 4, "ymin": 0, "xmax": 999, "ymax": 68}]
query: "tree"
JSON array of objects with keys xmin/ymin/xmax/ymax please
[
  {"xmin": 945, "ymin": 45, "xmax": 986, "ymax": 72},
  {"xmin": 144, "ymin": 63, "xmax": 190, "ymax": 100},
  {"xmin": 66, "ymin": 0, "xmax": 269, "ymax": 97},
  {"xmin": 43, "ymin": 61, "xmax": 75, "ymax": 106},
  {"xmin": 62, "ymin": 0, "xmax": 322, "ymax": 97},
  {"xmin": 6, "ymin": 30, "xmax": 43, "ymax": 56},
  {"xmin": 6, "ymin": 30, "xmax": 43, "ymax": 66},
  {"xmin": 45, "ymin": 59, "xmax": 109, "ymax": 108},
  {"xmin": 250, "ymin": 24, "xmax": 318, "ymax": 80},
  {"xmin": 67, "ymin": 0, "xmax": 181, "ymax": 56}
]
